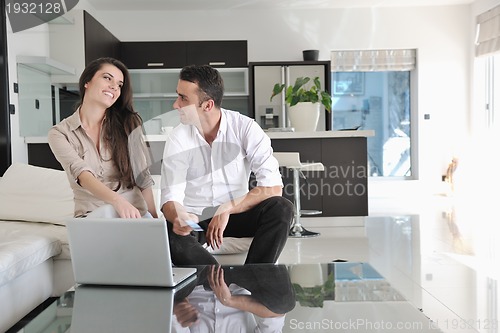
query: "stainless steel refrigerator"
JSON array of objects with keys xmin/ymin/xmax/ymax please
[{"xmin": 249, "ymin": 61, "xmax": 332, "ymax": 131}]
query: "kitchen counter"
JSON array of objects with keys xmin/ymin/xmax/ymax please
[
  {"xmin": 25, "ymin": 130, "xmax": 375, "ymax": 144},
  {"xmin": 25, "ymin": 130, "xmax": 372, "ymax": 217},
  {"xmin": 144, "ymin": 130, "xmax": 375, "ymax": 141},
  {"xmin": 270, "ymin": 133, "xmax": 371, "ymax": 217},
  {"xmin": 265, "ymin": 129, "xmax": 374, "ymax": 139}
]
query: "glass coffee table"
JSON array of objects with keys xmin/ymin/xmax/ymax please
[{"xmin": 11, "ymin": 263, "xmax": 441, "ymax": 332}]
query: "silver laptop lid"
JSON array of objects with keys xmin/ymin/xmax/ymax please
[{"xmin": 66, "ymin": 218, "xmax": 195, "ymax": 287}]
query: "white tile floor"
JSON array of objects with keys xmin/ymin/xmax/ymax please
[{"xmin": 276, "ymin": 193, "xmax": 499, "ymax": 333}]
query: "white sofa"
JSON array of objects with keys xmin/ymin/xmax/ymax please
[
  {"xmin": 0, "ymin": 163, "xmax": 75, "ymax": 332},
  {"xmin": 0, "ymin": 163, "xmax": 251, "ymax": 332}
]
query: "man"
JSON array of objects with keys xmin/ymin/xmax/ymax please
[{"xmin": 160, "ymin": 64, "xmax": 293, "ymax": 265}]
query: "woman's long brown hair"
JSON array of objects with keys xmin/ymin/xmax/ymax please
[{"xmin": 78, "ymin": 57, "xmax": 143, "ymax": 189}]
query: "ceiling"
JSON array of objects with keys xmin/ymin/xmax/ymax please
[{"xmin": 85, "ymin": 0, "xmax": 475, "ymax": 11}]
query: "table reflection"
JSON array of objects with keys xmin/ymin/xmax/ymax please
[
  {"xmin": 16, "ymin": 262, "xmax": 439, "ymax": 333},
  {"xmin": 172, "ymin": 264, "xmax": 295, "ymax": 332}
]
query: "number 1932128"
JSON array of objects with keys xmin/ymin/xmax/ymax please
[
  {"xmin": 431, "ymin": 318, "xmax": 498, "ymax": 330},
  {"xmin": 5, "ymin": 2, "xmax": 63, "ymax": 14}
]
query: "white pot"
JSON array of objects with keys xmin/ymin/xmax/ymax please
[
  {"xmin": 289, "ymin": 264, "xmax": 324, "ymax": 287},
  {"xmin": 288, "ymin": 102, "xmax": 320, "ymax": 132}
]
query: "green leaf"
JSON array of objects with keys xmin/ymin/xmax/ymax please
[
  {"xmin": 321, "ymin": 91, "xmax": 332, "ymax": 111},
  {"xmin": 313, "ymin": 77, "xmax": 321, "ymax": 90},
  {"xmin": 270, "ymin": 83, "xmax": 285, "ymax": 101},
  {"xmin": 269, "ymin": 76, "xmax": 332, "ymax": 112}
]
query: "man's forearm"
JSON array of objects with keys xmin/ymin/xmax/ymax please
[
  {"xmin": 223, "ymin": 185, "xmax": 282, "ymax": 215},
  {"xmin": 161, "ymin": 201, "xmax": 186, "ymax": 223},
  {"xmin": 226, "ymin": 295, "xmax": 284, "ymax": 318}
]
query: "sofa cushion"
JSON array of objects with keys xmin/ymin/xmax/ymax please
[
  {"xmin": 204, "ymin": 237, "xmax": 252, "ymax": 255},
  {"xmin": 0, "ymin": 229, "xmax": 61, "ymax": 287},
  {"xmin": 0, "ymin": 163, "xmax": 73, "ymax": 225},
  {"xmin": 0, "ymin": 220, "xmax": 70, "ymax": 260}
]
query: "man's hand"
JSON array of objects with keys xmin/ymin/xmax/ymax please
[
  {"xmin": 206, "ymin": 210, "xmax": 230, "ymax": 249},
  {"xmin": 162, "ymin": 201, "xmax": 199, "ymax": 236},
  {"xmin": 207, "ymin": 266, "xmax": 232, "ymax": 306},
  {"xmin": 172, "ymin": 213, "xmax": 199, "ymax": 236}
]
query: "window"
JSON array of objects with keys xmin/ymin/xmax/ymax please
[
  {"xmin": 474, "ymin": 4, "xmax": 500, "ymax": 132},
  {"xmin": 475, "ymin": 55, "xmax": 500, "ymax": 130},
  {"xmin": 331, "ymin": 49, "xmax": 416, "ymax": 178}
]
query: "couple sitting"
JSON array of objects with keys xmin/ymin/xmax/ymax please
[{"xmin": 48, "ymin": 57, "xmax": 293, "ymax": 266}]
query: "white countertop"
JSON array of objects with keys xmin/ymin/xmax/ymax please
[
  {"xmin": 25, "ymin": 130, "xmax": 375, "ymax": 144},
  {"xmin": 24, "ymin": 137, "xmax": 50, "ymax": 144},
  {"xmin": 146, "ymin": 130, "xmax": 374, "ymax": 141},
  {"xmin": 265, "ymin": 130, "xmax": 375, "ymax": 139}
]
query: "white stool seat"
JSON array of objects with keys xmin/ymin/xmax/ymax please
[
  {"xmin": 273, "ymin": 152, "xmax": 325, "ymax": 172},
  {"xmin": 273, "ymin": 152, "xmax": 323, "ymax": 238}
]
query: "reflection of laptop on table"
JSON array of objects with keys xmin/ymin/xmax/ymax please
[
  {"xmin": 70, "ymin": 284, "xmax": 182, "ymax": 333},
  {"xmin": 66, "ymin": 218, "xmax": 196, "ymax": 287}
]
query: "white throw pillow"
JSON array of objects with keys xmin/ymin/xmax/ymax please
[
  {"xmin": 204, "ymin": 237, "xmax": 253, "ymax": 255},
  {"xmin": 0, "ymin": 163, "xmax": 73, "ymax": 225}
]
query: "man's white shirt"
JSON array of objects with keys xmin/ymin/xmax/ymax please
[{"xmin": 160, "ymin": 108, "xmax": 282, "ymax": 215}]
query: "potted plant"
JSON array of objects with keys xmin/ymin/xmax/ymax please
[
  {"xmin": 289, "ymin": 263, "xmax": 335, "ymax": 308},
  {"xmin": 270, "ymin": 76, "xmax": 332, "ymax": 131},
  {"xmin": 293, "ymin": 272, "xmax": 335, "ymax": 308}
]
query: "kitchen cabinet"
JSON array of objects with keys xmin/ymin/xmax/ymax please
[
  {"xmin": 249, "ymin": 61, "xmax": 331, "ymax": 130},
  {"xmin": 186, "ymin": 40, "xmax": 247, "ymax": 67},
  {"xmin": 120, "ymin": 42, "xmax": 187, "ymax": 69},
  {"xmin": 49, "ymin": 10, "xmax": 120, "ymax": 84},
  {"xmin": 129, "ymin": 67, "xmax": 249, "ymax": 135},
  {"xmin": 27, "ymin": 143, "xmax": 63, "ymax": 171},
  {"xmin": 17, "ymin": 10, "xmax": 116, "ymax": 137},
  {"xmin": 26, "ymin": 129, "xmax": 372, "ymax": 217},
  {"xmin": 15, "ymin": 57, "xmax": 77, "ymax": 137},
  {"xmin": 119, "ymin": 40, "xmax": 247, "ymax": 69},
  {"xmin": 269, "ymin": 131, "xmax": 371, "ymax": 217}
]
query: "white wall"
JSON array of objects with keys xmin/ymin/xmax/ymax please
[
  {"xmin": 90, "ymin": 5, "xmax": 473, "ymax": 188},
  {"xmin": 6, "ymin": 3, "xmax": 477, "ymax": 191}
]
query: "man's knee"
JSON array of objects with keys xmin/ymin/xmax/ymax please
[
  {"xmin": 269, "ymin": 196, "xmax": 293, "ymax": 211},
  {"xmin": 263, "ymin": 196, "xmax": 294, "ymax": 223}
]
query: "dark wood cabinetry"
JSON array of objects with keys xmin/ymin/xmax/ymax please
[
  {"xmin": 27, "ymin": 144, "xmax": 62, "ymax": 171},
  {"xmin": 186, "ymin": 40, "xmax": 247, "ymax": 67},
  {"xmin": 119, "ymin": 42, "xmax": 187, "ymax": 69},
  {"xmin": 119, "ymin": 40, "xmax": 247, "ymax": 69},
  {"xmin": 271, "ymin": 136, "xmax": 368, "ymax": 217},
  {"xmin": 83, "ymin": 11, "xmax": 121, "ymax": 65}
]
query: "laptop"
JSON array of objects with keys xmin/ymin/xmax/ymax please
[
  {"xmin": 70, "ymin": 283, "xmax": 188, "ymax": 333},
  {"xmin": 66, "ymin": 218, "xmax": 196, "ymax": 287}
]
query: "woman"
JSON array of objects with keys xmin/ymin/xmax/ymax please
[{"xmin": 48, "ymin": 57, "xmax": 157, "ymax": 219}]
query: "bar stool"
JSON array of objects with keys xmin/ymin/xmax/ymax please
[{"xmin": 273, "ymin": 152, "xmax": 325, "ymax": 238}]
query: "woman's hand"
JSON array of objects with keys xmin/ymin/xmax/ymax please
[
  {"xmin": 173, "ymin": 299, "xmax": 199, "ymax": 327},
  {"xmin": 78, "ymin": 171, "xmax": 142, "ymax": 218},
  {"xmin": 111, "ymin": 195, "xmax": 142, "ymax": 218}
]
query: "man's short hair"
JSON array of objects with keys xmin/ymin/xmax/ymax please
[{"xmin": 179, "ymin": 65, "xmax": 224, "ymax": 108}]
